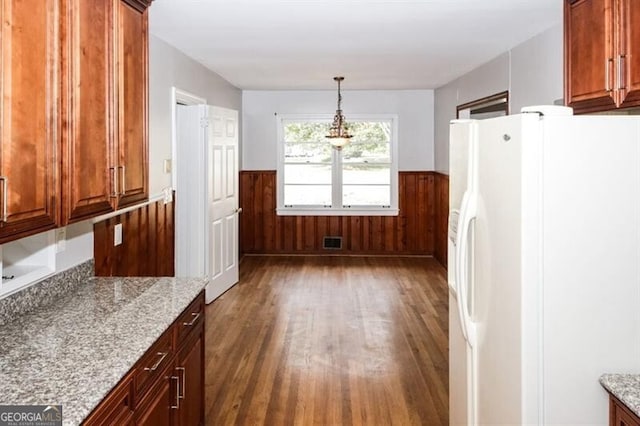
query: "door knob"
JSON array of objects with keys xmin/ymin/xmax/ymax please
[{"xmin": 235, "ymin": 207, "xmax": 243, "ymax": 214}]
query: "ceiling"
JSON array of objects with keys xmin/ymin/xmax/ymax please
[{"xmin": 149, "ymin": 0, "xmax": 562, "ymax": 91}]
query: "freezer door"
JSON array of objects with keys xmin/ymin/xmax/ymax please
[
  {"xmin": 473, "ymin": 114, "xmax": 527, "ymax": 425},
  {"xmin": 448, "ymin": 119, "xmax": 477, "ymax": 426},
  {"xmin": 448, "ymin": 120, "xmax": 475, "ymax": 290}
]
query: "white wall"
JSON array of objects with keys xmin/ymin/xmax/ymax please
[
  {"xmin": 55, "ymin": 221, "xmax": 94, "ymax": 272},
  {"xmin": 149, "ymin": 35, "xmax": 242, "ymax": 195},
  {"xmin": 243, "ymin": 90, "xmax": 434, "ymax": 171},
  {"xmin": 434, "ymin": 24, "xmax": 563, "ymax": 173}
]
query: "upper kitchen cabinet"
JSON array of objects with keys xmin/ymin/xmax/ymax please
[
  {"xmin": 617, "ymin": 0, "xmax": 640, "ymax": 108},
  {"xmin": 0, "ymin": 0, "xmax": 60, "ymax": 243},
  {"xmin": 62, "ymin": 0, "xmax": 116, "ymax": 223},
  {"xmin": 116, "ymin": 0, "xmax": 149, "ymax": 208},
  {"xmin": 565, "ymin": 0, "xmax": 640, "ymax": 113},
  {"xmin": 61, "ymin": 0, "xmax": 151, "ymax": 224}
]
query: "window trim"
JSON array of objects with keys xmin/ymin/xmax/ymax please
[{"xmin": 276, "ymin": 113, "xmax": 399, "ymax": 216}]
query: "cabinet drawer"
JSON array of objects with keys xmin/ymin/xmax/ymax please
[
  {"xmin": 175, "ymin": 292, "xmax": 205, "ymax": 345},
  {"xmin": 133, "ymin": 328, "xmax": 174, "ymax": 403},
  {"xmin": 84, "ymin": 374, "xmax": 134, "ymax": 425}
]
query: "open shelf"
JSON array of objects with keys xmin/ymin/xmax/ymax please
[{"xmin": 1, "ymin": 230, "xmax": 56, "ymax": 299}]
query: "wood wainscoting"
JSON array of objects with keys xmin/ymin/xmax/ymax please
[
  {"xmin": 94, "ymin": 197, "xmax": 175, "ymax": 276},
  {"xmin": 240, "ymin": 171, "xmax": 436, "ymax": 256},
  {"xmin": 434, "ymin": 173, "xmax": 449, "ymax": 268}
]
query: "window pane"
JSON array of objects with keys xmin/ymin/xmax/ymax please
[
  {"xmin": 342, "ymin": 142, "xmax": 390, "ymax": 163},
  {"xmin": 348, "ymin": 121, "xmax": 391, "ymax": 143},
  {"xmin": 285, "ymin": 185, "xmax": 332, "ymax": 206},
  {"xmin": 284, "ymin": 164, "xmax": 331, "ymax": 184},
  {"xmin": 284, "ymin": 122, "xmax": 331, "ymax": 143},
  {"xmin": 343, "ymin": 164, "xmax": 390, "ymax": 185},
  {"xmin": 284, "ymin": 143, "xmax": 332, "ymax": 163},
  {"xmin": 343, "ymin": 185, "xmax": 390, "ymax": 206}
]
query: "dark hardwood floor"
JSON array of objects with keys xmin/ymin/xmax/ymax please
[{"xmin": 204, "ymin": 255, "xmax": 448, "ymax": 425}]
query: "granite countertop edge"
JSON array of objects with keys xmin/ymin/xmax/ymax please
[
  {"xmin": 600, "ymin": 373, "xmax": 640, "ymax": 418},
  {"xmin": 0, "ymin": 276, "xmax": 208, "ymax": 426}
]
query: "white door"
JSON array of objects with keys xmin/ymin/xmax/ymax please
[{"xmin": 204, "ymin": 106, "xmax": 239, "ymax": 303}]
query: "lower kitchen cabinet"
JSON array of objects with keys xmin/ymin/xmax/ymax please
[
  {"xmin": 85, "ymin": 291, "xmax": 205, "ymax": 425},
  {"xmin": 610, "ymin": 395, "xmax": 640, "ymax": 426},
  {"xmin": 176, "ymin": 324, "xmax": 204, "ymax": 426},
  {"xmin": 135, "ymin": 361, "xmax": 175, "ymax": 426}
]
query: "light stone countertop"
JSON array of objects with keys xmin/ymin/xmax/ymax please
[
  {"xmin": 600, "ymin": 374, "xmax": 640, "ymax": 418},
  {"xmin": 0, "ymin": 276, "xmax": 207, "ymax": 426}
]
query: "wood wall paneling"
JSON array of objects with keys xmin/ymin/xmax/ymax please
[
  {"xmin": 94, "ymin": 196, "xmax": 174, "ymax": 277},
  {"xmin": 239, "ymin": 171, "xmax": 438, "ymax": 256},
  {"xmin": 434, "ymin": 173, "xmax": 449, "ymax": 268}
]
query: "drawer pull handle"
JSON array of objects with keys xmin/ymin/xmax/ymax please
[
  {"xmin": 144, "ymin": 351, "xmax": 168, "ymax": 371},
  {"xmin": 170, "ymin": 375, "xmax": 180, "ymax": 409},
  {"xmin": 183, "ymin": 312, "xmax": 201, "ymax": 327},
  {"xmin": 176, "ymin": 367, "xmax": 186, "ymax": 399}
]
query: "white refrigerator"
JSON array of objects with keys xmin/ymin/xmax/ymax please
[{"xmin": 448, "ymin": 106, "xmax": 640, "ymax": 425}]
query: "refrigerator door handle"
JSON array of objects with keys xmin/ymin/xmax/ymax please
[
  {"xmin": 453, "ymin": 192, "xmax": 468, "ymax": 341},
  {"xmin": 457, "ymin": 190, "xmax": 477, "ymax": 348},
  {"xmin": 455, "ymin": 192, "xmax": 470, "ymax": 343}
]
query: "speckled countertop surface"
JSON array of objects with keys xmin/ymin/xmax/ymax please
[
  {"xmin": 600, "ymin": 374, "xmax": 640, "ymax": 418},
  {"xmin": 0, "ymin": 276, "xmax": 207, "ymax": 426}
]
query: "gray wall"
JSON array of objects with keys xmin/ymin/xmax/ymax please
[
  {"xmin": 149, "ymin": 35, "xmax": 242, "ymax": 195},
  {"xmin": 434, "ymin": 24, "xmax": 563, "ymax": 173}
]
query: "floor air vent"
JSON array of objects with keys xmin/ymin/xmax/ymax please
[{"xmin": 323, "ymin": 236, "xmax": 342, "ymax": 250}]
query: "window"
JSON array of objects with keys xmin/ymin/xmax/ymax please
[
  {"xmin": 276, "ymin": 115, "xmax": 398, "ymax": 216},
  {"xmin": 456, "ymin": 91, "xmax": 509, "ymax": 120}
]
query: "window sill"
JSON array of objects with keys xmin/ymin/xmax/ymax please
[{"xmin": 276, "ymin": 208, "xmax": 399, "ymax": 216}]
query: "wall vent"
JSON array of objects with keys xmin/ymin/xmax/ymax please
[{"xmin": 323, "ymin": 236, "xmax": 342, "ymax": 250}]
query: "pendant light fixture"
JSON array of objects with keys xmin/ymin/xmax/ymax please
[{"xmin": 326, "ymin": 76, "xmax": 353, "ymax": 150}]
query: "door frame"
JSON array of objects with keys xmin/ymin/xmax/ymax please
[
  {"xmin": 172, "ymin": 88, "xmax": 206, "ymax": 275},
  {"xmin": 171, "ymin": 88, "xmax": 207, "ymax": 189}
]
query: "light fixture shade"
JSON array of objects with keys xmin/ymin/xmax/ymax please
[
  {"xmin": 326, "ymin": 76, "xmax": 352, "ymax": 150},
  {"xmin": 328, "ymin": 137, "xmax": 350, "ymax": 150}
]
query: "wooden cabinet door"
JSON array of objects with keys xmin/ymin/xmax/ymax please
[
  {"xmin": 84, "ymin": 374, "xmax": 134, "ymax": 426},
  {"xmin": 617, "ymin": 0, "xmax": 640, "ymax": 108},
  {"xmin": 116, "ymin": 0, "xmax": 149, "ymax": 209},
  {"xmin": 0, "ymin": 0, "xmax": 59, "ymax": 242},
  {"xmin": 177, "ymin": 326, "xmax": 204, "ymax": 426},
  {"xmin": 135, "ymin": 364, "xmax": 177, "ymax": 426},
  {"xmin": 61, "ymin": 0, "xmax": 117, "ymax": 224},
  {"xmin": 565, "ymin": 0, "xmax": 618, "ymax": 112}
]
